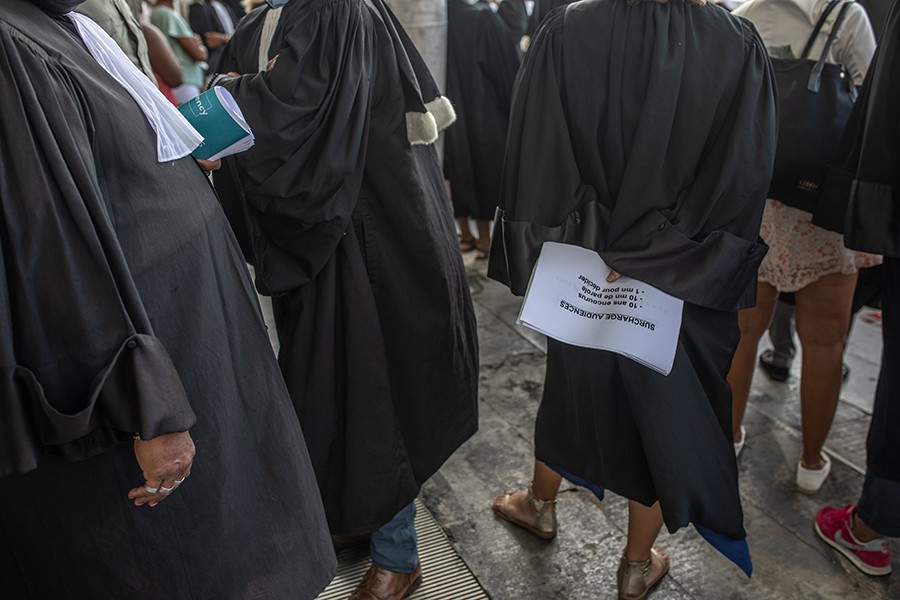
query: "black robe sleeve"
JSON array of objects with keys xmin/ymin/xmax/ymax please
[
  {"xmin": 842, "ymin": 0, "xmax": 900, "ymax": 255},
  {"xmin": 490, "ymin": 4, "xmax": 777, "ymax": 312},
  {"xmin": 0, "ymin": 20, "xmax": 196, "ymax": 476},
  {"xmin": 216, "ymin": 1, "xmax": 374, "ymax": 295}
]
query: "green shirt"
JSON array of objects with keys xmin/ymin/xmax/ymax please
[{"xmin": 150, "ymin": 6, "xmax": 205, "ymax": 89}]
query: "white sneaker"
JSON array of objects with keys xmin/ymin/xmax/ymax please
[
  {"xmin": 797, "ymin": 453, "xmax": 832, "ymax": 494},
  {"xmin": 734, "ymin": 426, "xmax": 746, "ymax": 457}
]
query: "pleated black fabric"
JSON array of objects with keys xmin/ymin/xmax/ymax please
[
  {"xmin": 497, "ymin": 0, "xmax": 530, "ymax": 45},
  {"xmin": 489, "ymin": 0, "xmax": 777, "ymax": 312},
  {"xmin": 445, "ymin": 0, "xmax": 521, "ymax": 221},
  {"xmin": 537, "ymin": 304, "xmax": 745, "ymax": 537},
  {"xmin": 868, "ymin": 257, "xmax": 900, "ymax": 480},
  {"xmin": 215, "ymin": 0, "xmax": 479, "ymax": 536},
  {"xmin": 841, "ymin": 0, "xmax": 900, "ymax": 255},
  {"xmin": 0, "ymin": 1, "xmax": 336, "ymax": 597},
  {"xmin": 527, "ymin": 0, "xmax": 576, "ymax": 36}
]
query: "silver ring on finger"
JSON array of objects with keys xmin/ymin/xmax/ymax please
[
  {"xmin": 144, "ymin": 484, "xmax": 160, "ymax": 494},
  {"xmin": 175, "ymin": 477, "xmax": 186, "ymax": 484},
  {"xmin": 159, "ymin": 484, "xmax": 176, "ymax": 494}
]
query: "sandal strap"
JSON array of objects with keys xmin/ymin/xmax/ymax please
[
  {"xmin": 620, "ymin": 554, "xmax": 652, "ymax": 575},
  {"xmin": 617, "ymin": 547, "xmax": 668, "ymax": 600},
  {"xmin": 527, "ymin": 482, "xmax": 557, "ymax": 517},
  {"xmin": 617, "ymin": 553, "xmax": 652, "ymax": 600}
]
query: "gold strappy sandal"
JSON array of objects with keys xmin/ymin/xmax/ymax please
[
  {"xmin": 616, "ymin": 545, "xmax": 669, "ymax": 600},
  {"xmin": 492, "ymin": 483, "xmax": 558, "ymax": 540}
]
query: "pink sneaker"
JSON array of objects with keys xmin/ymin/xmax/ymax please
[{"xmin": 815, "ymin": 504, "xmax": 892, "ymax": 576}]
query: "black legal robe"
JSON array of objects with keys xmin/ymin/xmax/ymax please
[
  {"xmin": 215, "ymin": 0, "xmax": 479, "ymax": 536},
  {"xmin": 0, "ymin": 1, "xmax": 335, "ymax": 597},
  {"xmin": 189, "ymin": 0, "xmax": 242, "ymax": 73},
  {"xmin": 840, "ymin": 0, "xmax": 900, "ymax": 258},
  {"xmin": 527, "ymin": 0, "xmax": 575, "ymax": 37},
  {"xmin": 847, "ymin": 0, "xmax": 900, "ymax": 482},
  {"xmin": 816, "ymin": 0, "xmax": 900, "ymax": 481},
  {"xmin": 497, "ymin": 0, "xmax": 530, "ymax": 46},
  {"xmin": 489, "ymin": 0, "xmax": 777, "ymax": 567},
  {"xmin": 445, "ymin": 0, "xmax": 521, "ymax": 221}
]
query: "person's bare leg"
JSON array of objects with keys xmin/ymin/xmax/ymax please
[
  {"xmin": 531, "ymin": 460, "xmax": 561, "ymax": 500},
  {"xmin": 618, "ymin": 500, "xmax": 668, "ymax": 595},
  {"xmin": 457, "ymin": 217, "xmax": 475, "ymax": 244},
  {"xmin": 728, "ymin": 282, "xmax": 779, "ymax": 441},
  {"xmin": 852, "ymin": 513, "xmax": 884, "ymax": 543},
  {"xmin": 474, "ymin": 219, "xmax": 492, "ymax": 258},
  {"xmin": 492, "ymin": 460, "xmax": 561, "ymax": 527},
  {"xmin": 794, "ymin": 272, "xmax": 858, "ymax": 469},
  {"xmin": 623, "ymin": 501, "xmax": 664, "ymax": 562},
  {"xmin": 476, "ymin": 220, "xmax": 491, "ymax": 246}
]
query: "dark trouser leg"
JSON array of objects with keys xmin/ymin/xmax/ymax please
[
  {"xmin": 767, "ymin": 299, "xmax": 796, "ymax": 364},
  {"xmin": 370, "ymin": 503, "xmax": 419, "ymax": 573}
]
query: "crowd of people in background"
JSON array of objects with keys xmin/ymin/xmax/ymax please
[{"xmin": 0, "ymin": 0, "xmax": 897, "ymax": 598}]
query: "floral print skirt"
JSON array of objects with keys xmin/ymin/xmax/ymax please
[{"xmin": 757, "ymin": 200, "xmax": 882, "ymax": 293}]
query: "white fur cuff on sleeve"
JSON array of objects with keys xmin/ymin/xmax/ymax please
[{"xmin": 405, "ymin": 96, "xmax": 457, "ymax": 145}]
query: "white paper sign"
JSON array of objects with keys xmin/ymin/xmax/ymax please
[{"xmin": 518, "ymin": 242, "xmax": 684, "ymax": 375}]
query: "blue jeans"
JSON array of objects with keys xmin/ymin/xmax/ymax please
[
  {"xmin": 370, "ymin": 503, "xmax": 419, "ymax": 573},
  {"xmin": 857, "ymin": 471, "xmax": 900, "ymax": 538}
]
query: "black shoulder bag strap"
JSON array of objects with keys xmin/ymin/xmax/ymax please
[
  {"xmin": 800, "ymin": 0, "xmax": 845, "ymax": 58},
  {"xmin": 802, "ymin": 1, "xmax": 857, "ymax": 95}
]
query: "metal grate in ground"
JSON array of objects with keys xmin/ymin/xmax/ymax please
[{"xmin": 317, "ymin": 499, "xmax": 490, "ymax": 600}]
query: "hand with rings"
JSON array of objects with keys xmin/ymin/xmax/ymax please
[
  {"xmin": 142, "ymin": 475, "xmax": 187, "ymax": 496},
  {"xmin": 158, "ymin": 477, "xmax": 186, "ymax": 495},
  {"xmin": 128, "ymin": 431, "xmax": 195, "ymax": 507}
]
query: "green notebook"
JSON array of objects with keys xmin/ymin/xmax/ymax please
[{"xmin": 178, "ymin": 86, "xmax": 254, "ymax": 161}]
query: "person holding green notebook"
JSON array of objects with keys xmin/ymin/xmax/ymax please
[{"xmin": 0, "ymin": 0, "xmax": 336, "ymax": 596}]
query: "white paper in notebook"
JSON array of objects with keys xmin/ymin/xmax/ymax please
[{"xmin": 518, "ymin": 242, "xmax": 684, "ymax": 375}]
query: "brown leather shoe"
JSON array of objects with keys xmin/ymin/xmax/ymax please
[{"xmin": 348, "ymin": 563, "xmax": 422, "ymax": 600}]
